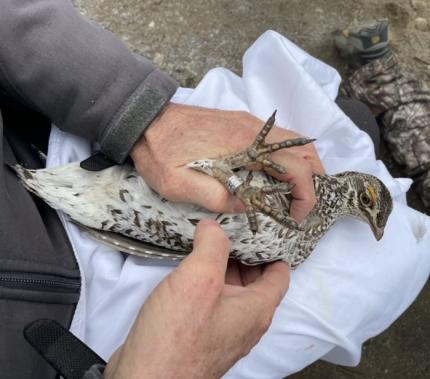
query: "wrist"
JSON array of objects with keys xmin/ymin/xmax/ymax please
[
  {"xmin": 129, "ymin": 135, "xmax": 144, "ymax": 163},
  {"xmin": 129, "ymin": 101, "xmax": 175, "ymax": 163},
  {"xmin": 100, "ymin": 71, "xmax": 178, "ymax": 164}
]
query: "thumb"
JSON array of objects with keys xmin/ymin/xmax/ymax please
[
  {"xmin": 247, "ymin": 261, "xmax": 290, "ymax": 310},
  {"xmin": 183, "ymin": 219, "xmax": 231, "ymax": 276},
  {"xmin": 181, "ymin": 170, "xmax": 245, "ymax": 213}
]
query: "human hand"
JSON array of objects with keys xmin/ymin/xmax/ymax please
[
  {"xmin": 130, "ymin": 103, "xmax": 324, "ymax": 222},
  {"xmin": 104, "ymin": 220, "xmax": 290, "ymax": 379}
]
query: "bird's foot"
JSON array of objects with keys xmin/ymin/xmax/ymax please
[
  {"xmin": 219, "ymin": 110, "xmax": 315, "ymax": 174},
  {"xmin": 235, "ymin": 171, "xmax": 300, "ymax": 234},
  {"xmin": 187, "ymin": 110, "xmax": 314, "ymax": 233}
]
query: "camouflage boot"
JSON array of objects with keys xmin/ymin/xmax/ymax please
[
  {"xmin": 333, "ymin": 19, "xmax": 391, "ymax": 69},
  {"xmin": 334, "ymin": 20, "xmax": 430, "ymax": 209}
]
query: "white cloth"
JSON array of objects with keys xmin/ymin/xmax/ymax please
[{"xmin": 46, "ymin": 31, "xmax": 430, "ymax": 378}]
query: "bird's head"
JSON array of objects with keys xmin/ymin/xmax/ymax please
[{"xmin": 338, "ymin": 172, "xmax": 393, "ymax": 241}]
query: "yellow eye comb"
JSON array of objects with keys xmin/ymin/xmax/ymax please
[{"xmin": 367, "ymin": 185, "xmax": 377, "ymax": 203}]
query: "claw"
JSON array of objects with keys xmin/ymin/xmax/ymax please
[
  {"xmin": 238, "ymin": 112, "xmax": 315, "ymax": 175},
  {"xmin": 214, "ymin": 111, "xmax": 316, "ymax": 173},
  {"xmin": 263, "ymin": 137, "xmax": 317, "ymax": 154},
  {"xmin": 254, "ymin": 110, "xmax": 277, "ymax": 145}
]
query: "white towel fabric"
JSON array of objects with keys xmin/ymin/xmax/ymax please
[{"xmin": 46, "ymin": 31, "xmax": 430, "ymax": 378}]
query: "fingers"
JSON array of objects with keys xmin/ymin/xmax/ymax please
[
  {"xmin": 266, "ymin": 127, "xmax": 325, "ymax": 175},
  {"xmin": 177, "ymin": 169, "xmax": 246, "ymax": 213},
  {"xmin": 225, "ymin": 260, "xmax": 243, "ymax": 286},
  {"xmin": 304, "ymin": 155, "xmax": 324, "ymax": 176},
  {"xmin": 282, "ymin": 145, "xmax": 325, "ymax": 175},
  {"xmin": 225, "ymin": 261, "xmax": 264, "ymax": 286},
  {"xmin": 239, "ymin": 263, "xmax": 263, "ymax": 285},
  {"xmin": 264, "ymin": 153, "xmax": 317, "ymax": 222},
  {"xmin": 247, "ymin": 261, "xmax": 290, "ymax": 310}
]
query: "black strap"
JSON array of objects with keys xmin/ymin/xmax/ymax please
[
  {"xmin": 80, "ymin": 152, "xmax": 116, "ymax": 171},
  {"xmin": 23, "ymin": 319, "xmax": 106, "ymax": 379}
]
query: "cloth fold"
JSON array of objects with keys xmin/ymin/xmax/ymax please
[{"xmin": 46, "ymin": 31, "xmax": 430, "ymax": 378}]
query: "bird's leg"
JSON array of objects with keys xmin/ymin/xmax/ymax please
[
  {"xmin": 206, "ymin": 167, "xmax": 261, "ymax": 233},
  {"xmin": 242, "ymin": 172, "xmax": 262, "ymax": 234}
]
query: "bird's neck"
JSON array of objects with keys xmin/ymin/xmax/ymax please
[
  {"xmin": 313, "ymin": 174, "xmax": 355, "ymax": 219},
  {"xmin": 294, "ymin": 174, "xmax": 354, "ymax": 251}
]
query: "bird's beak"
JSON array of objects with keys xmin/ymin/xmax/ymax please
[{"xmin": 371, "ymin": 224, "xmax": 384, "ymax": 241}]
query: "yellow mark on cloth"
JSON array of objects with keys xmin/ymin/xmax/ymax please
[{"xmin": 368, "ymin": 185, "xmax": 377, "ymax": 203}]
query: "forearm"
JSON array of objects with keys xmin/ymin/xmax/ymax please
[{"xmin": 0, "ymin": 0, "xmax": 177, "ymax": 162}]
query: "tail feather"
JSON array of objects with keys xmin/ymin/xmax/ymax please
[
  {"xmin": 8, "ymin": 163, "xmax": 78, "ymax": 210},
  {"xmin": 75, "ymin": 222, "xmax": 187, "ymax": 265},
  {"xmin": 7, "ymin": 164, "xmax": 39, "ymax": 193}
]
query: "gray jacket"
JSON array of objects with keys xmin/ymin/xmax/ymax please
[{"xmin": 0, "ymin": 1, "xmax": 177, "ymax": 378}]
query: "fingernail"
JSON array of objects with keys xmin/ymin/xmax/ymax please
[{"xmin": 289, "ymin": 211, "xmax": 304, "ymax": 224}]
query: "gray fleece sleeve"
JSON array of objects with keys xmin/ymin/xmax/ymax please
[{"xmin": 0, "ymin": 0, "xmax": 178, "ymax": 162}]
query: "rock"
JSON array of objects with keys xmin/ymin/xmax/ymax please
[
  {"xmin": 153, "ymin": 52, "xmax": 164, "ymax": 66},
  {"xmin": 414, "ymin": 17, "xmax": 429, "ymax": 31},
  {"xmin": 385, "ymin": 2, "xmax": 410, "ymax": 29},
  {"xmin": 410, "ymin": 0, "xmax": 426, "ymax": 14}
]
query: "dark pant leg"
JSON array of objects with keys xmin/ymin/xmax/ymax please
[{"xmin": 336, "ymin": 97, "xmax": 380, "ymax": 157}]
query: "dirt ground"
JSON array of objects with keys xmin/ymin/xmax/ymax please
[{"xmin": 75, "ymin": 0, "xmax": 430, "ymax": 377}]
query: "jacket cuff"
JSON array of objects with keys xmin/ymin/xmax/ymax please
[{"xmin": 99, "ymin": 69, "xmax": 178, "ymax": 163}]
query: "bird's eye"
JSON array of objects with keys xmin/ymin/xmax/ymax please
[{"xmin": 360, "ymin": 192, "xmax": 372, "ymax": 206}]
